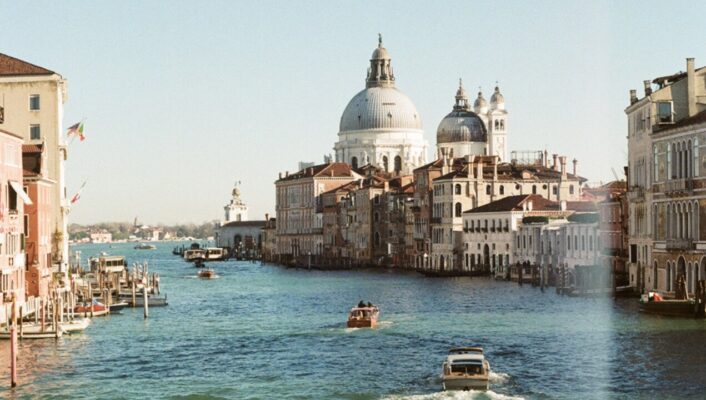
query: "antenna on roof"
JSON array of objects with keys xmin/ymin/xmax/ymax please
[{"xmin": 610, "ymin": 168, "xmax": 620, "ymax": 182}]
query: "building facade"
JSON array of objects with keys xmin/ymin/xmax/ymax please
[{"xmin": 0, "ymin": 53, "xmax": 69, "ymax": 274}]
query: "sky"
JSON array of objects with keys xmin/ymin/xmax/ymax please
[{"xmin": 1, "ymin": 1, "xmax": 704, "ymax": 225}]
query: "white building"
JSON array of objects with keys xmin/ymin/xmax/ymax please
[
  {"xmin": 224, "ymin": 182, "xmax": 248, "ymax": 222},
  {"xmin": 436, "ymin": 80, "xmax": 507, "ymax": 162},
  {"xmin": 334, "ymin": 35, "xmax": 429, "ymax": 175}
]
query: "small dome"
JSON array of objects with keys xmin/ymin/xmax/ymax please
[
  {"xmin": 474, "ymin": 91, "xmax": 487, "ymax": 109},
  {"xmin": 490, "ymin": 86, "xmax": 505, "ymax": 105},
  {"xmin": 436, "ymin": 110, "xmax": 487, "ymax": 143},
  {"xmin": 372, "ymin": 46, "xmax": 390, "ymax": 60},
  {"xmin": 339, "ymin": 87, "xmax": 422, "ymax": 132}
]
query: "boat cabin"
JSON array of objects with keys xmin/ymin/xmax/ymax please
[
  {"xmin": 444, "ymin": 354, "xmax": 486, "ymax": 375},
  {"xmin": 90, "ymin": 256, "xmax": 127, "ymax": 273}
]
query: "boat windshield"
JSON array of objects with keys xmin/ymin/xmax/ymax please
[{"xmin": 450, "ymin": 363, "xmax": 484, "ymax": 375}]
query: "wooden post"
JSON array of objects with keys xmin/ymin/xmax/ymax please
[
  {"xmin": 40, "ymin": 298, "xmax": 45, "ymax": 332},
  {"xmin": 132, "ymin": 280, "xmax": 136, "ymax": 308},
  {"xmin": 18, "ymin": 306, "xmax": 23, "ymax": 338},
  {"xmin": 53, "ymin": 296, "xmax": 59, "ymax": 339},
  {"xmin": 143, "ymin": 287, "xmax": 149, "ymax": 319},
  {"xmin": 10, "ymin": 294, "xmax": 17, "ymax": 387}
]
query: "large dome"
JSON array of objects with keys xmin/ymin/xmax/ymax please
[
  {"xmin": 436, "ymin": 110, "xmax": 487, "ymax": 143},
  {"xmin": 339, "ymin": 87, "xmax": 422, "ymax": 132}
]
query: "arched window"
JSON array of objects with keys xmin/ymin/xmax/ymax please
[
  {"xmin": 569, "ymin": 185, "xmax": 575, "ymax": 195},
  {"xmin": 486, "ymin": 185, "xmax": 491, "ymax": 195},
  {"xmin": 374, "ymin": 212, "xmax": 379, "ymax": 223},
  {"xmin": 499, "ymin": 185, "xmax": 504, "ymax": 195},
  {"xmin": 351, "ymin": 156, "xmax": 358, "ymax": 169},
  {"xmin": 455, "ymin": 184, "xmax": 462, "ymax": 195},
  {"xmin": 455, "ymin": 202, "xmax": 462, "ymax": 217},
  {"xmin": 552, "ymin": 185, "xmax": 558, "ymax": 195},
  {"xmin": 382, "ymin": 156, "xmax": 389, "ymax": 172},
  {"xmin": 495, "ymin": 120, "xmax": 499, "ymax": 129},
  {"xmin": 394, "ymin": 156, "xmax": 402, "ymax": 173},
  {"xmin": 374, "ymin": 232, "xmax": 381, "ymax": 246}
]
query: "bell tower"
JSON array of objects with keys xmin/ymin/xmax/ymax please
[{"xmin": 224, "ymin": 181, "xmax": 248, "ymax": 222}]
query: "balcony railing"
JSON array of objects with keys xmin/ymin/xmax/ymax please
[
  {"xmin": 627, "ymin": 186, "xmax": 644, "ymax": 201},
  {"xmin": 662, "ymin": 179, "xmax": 694, "ymax": 196},
  {"xmin": 665, "ymin": 238, "xmax": 694, "ymax": 250}
]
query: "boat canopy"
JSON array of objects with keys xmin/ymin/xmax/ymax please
[{"xmin": 449, "ymin": 347, "xmax": 483, "ymax": 355}]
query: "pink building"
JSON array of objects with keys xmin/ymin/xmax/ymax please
[
  {"xmin": 0, "ymin": 128, "xmax": 30, "ymax": 307},
  {"xmin": 23, "ymin": 144, "xmax": 53, "ymax": 299}
]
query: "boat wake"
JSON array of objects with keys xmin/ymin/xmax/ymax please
[
  {"xmin": 383, "ymin": 390, "xmax": 523, "ymax": 400},
  {"xmin": 488, "ymin": 371, "xmax": 510, "ymax": 384}
]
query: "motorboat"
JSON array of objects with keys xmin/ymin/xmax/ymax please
[
  {"xmin": 0, "ymin": 323, "xmax": 65, "ymax": 339},
  {"xmin": 639, "ymin": 292, "xmax": 701, "ymax": 317},
  {"xmin": 198, "ymin": 268, "xmax": 216, "ymax": 279},
  {"xmin": 346, "ymin": 305, "xmax": 380, "ymax": 328},
  {"xmin": 134, "ymin": 243, "xmax": 156, "ymax": 250},
  {"xmin": 442, "ymin": 347, "xmax": 491, "ymax": 391},
  {"xmin": 75, "ymin": 301, "xmax": 110, "ymax": 317},
  {"xmin": 61, "ymin": 318, "xmax": 91, "ymax": 333},
  {"xmin": 109, "ymin": 301, "xmax": 130, "ymax": 312}
]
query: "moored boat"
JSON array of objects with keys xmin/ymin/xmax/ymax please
[
  {"xmin": 442, "ymin": 347, "xmax": 491, "ymax": 391},
  {"xmin": 0, "ymin": 324, "xmax": 65, "ymax": 339},
  {"xmin": 639, "ymin": 292, "xmax": 702, "ymax": 317},
  {"xmin": 109, "ymin": 301, "xmax": 130, "ymax": 312},
  {"xmin": 75, "ymin": 301, "xmax": 110, "ymax": 317},
  {"xmin": 347, "ymin": 303, "xmax": 380, "ymax": 328},
  {"xmin": 61, "ymin": 318, "xmax": 91, "ymax": 333}
]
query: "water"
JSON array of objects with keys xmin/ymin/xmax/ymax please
[{"xmin": 1, "ymin": 242, "xmax": 705, "ymax": 399}]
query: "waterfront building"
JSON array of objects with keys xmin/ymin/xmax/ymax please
[
  {"xmin": 275, "ymin": 162, "xmax": 361, "ymax": 264},
  {"xmin": 89, "ymin": 231, "xmax": 113, "ymax": 243},
  {"xmin": 627, "ymin": 57, "xmax": 706, "ymax": 294},
  {"xmin": 260, "ymin": 216, "xmax": 277, "ymax": 262},
  {"xmin": 595, "ymin": 181, "xmax": 629, "ymax": 288},
  {"xmin": 0, "ymin": 128, "xmax": 30, "ymax": 307},
  {"xmin": 428, "ymin": 151, "xmax": 585, "ymax": 272},
  {"xmin": 0, "ymin": 53, "xmax": 69, "ymax": 274},
  {"xmin": 333, "ymin": 36, "xmax": 429, "ymax": 174},
  {"xmin": 215, "ymin": 183, "xmax": 266, "ymax": 257},
  {"xmin": 22, "ymin": 143, "xmax": 53, "ymax": 298}
]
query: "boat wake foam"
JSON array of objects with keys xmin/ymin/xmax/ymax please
[
  {"xmin": 383, "ymin": 390, "xmax": 523, "ymax": 400},
  {"xmin": 488, "ymin": 371, "xmax": 510, "ymax": 384}
]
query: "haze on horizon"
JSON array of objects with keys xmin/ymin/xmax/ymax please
[{"xmin": 1, "ymin": 0, "xmax": 704, "ymax": 225}]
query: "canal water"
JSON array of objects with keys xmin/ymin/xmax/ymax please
[{"xmin": 1, "ymin": 242, "xmax": 705, "ymax": 399}]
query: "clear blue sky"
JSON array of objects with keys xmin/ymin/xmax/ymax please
[{"xmin": 1, "ymin": 1, "xmax": 704, "ymax": 225}]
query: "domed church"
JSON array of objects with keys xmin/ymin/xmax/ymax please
[
  {"xmin": 436, "ymin": 80, "xmax": 508, "ymax": 162},
  {"xmin": 334, "ymin": 35, "xmax": 429, "ymax": 174}
]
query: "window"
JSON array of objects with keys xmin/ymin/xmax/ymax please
[
  {"xmin": 499, "ymin": 185, "xmax": 504, "ymax": 195},
  {"xmin": 30, "ymin": 124, "xmax": 41, "ymax": 140},
  {"xmin": 455, "ymin": 184, "xmax": 461, "ymax": 195},
  {"xmin": 455, "ymin": 202, "xmax": 462, "ymax": 217},
  {"xmin": 8, "ymin": 184, "xmax": 17, "ymax": 213},
  {"xmin": 29, "ymin": 95, "xmax": 40, "ymax": 111},
  {"xmin": 569, "ymin": 185, "xmax": 574, "ymax": 195},
  {"xmin": 486, "ymin": 185, "xmax": 491, "ymax": 195},
  {"xmin": 24, "ymin": 215, "xmax": 29, "ymax": 237},
  {"xmin": 657, "ymin": 102, "xmax": 673, "ymax": 124},
  {"xmin": 394, "ymin": 156, "xmax": 402, "ymax": 173},
  {"xmin": 351, "ymin": 157, "xmax": 358, "ymax": 169},
  {"xmin": 374, "ymin": 212, "xmax": 379, "ymax": 222},
  {"xmin": 374, "ymin": 195, "xmax": 380, "ymax": 205},
  {"xmin": 552, "ymin": 185, "xmax": 557, "ymax": 195},
  {"xmin": 382, "ymin": 156, "xmax": 389, "ymax": 172},
  {"xmin": 532, "ymin": 185, "xmax": 537, "ymax": 194}
]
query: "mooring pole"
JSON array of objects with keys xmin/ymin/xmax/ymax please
[{"xmin": 10, "ymin": 294, "xmax": 18, "ymax": 387}]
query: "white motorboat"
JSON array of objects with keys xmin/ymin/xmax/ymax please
[
  {"xmin": 442, "ymin": 347, "xmax": 490, "ymax": 391},
  {"xmin": 61, "ymin": 318, "xmax": 91, "ymax": 333},
  {"xmin": 0, "ymin": 324, "xmax": 65, "ymax": 339}
]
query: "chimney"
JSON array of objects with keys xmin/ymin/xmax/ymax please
[
  {"xmin": 265, "ymin": 213, "xmax": 269, "ymax": 221},
  {"xmin": 308, "ymin": 167, "xmax": 313, "ymax": 175},
  {"xmin": 559, "ymin": 156, "xmax": 567, "ymax": 179},
  {"xmin": 493, "ymin": 158, "xmax": 498, "ymax": 181},
  {"xmin": 552, "ymin": 154, "xmax": 558, "ymax": 171},
  {"xmin": 476, "ymin": 159, "xmax": 484, "ymax": 181},
  {"xmin": 572, "ymin": 159, "xmax": 577, "ymax": 176},
  {"xmin": 279, "ymin": 172, "xmax": 282, "ymax": 179},
  {"xmin": 629, "ymin": 89, "xmax": 638, "ymax": 104},
  {"xmin": 527, "ymin": 200, "xmax": 533, "ymax": 211},
  {"xmin": 285, "ymin": 171, "xmax": 289, "ymax": 177},
  {"xmin": 644, "ymin": 80, "xmax": 652, "ymax": 96},
  {"xmin": 543, "ymin": 150, "xmax": 549, "ymax": 168},
  {"xmin": 383, "ymin": 181, "xmax": 389, "ymax": 192},
  {"xmin": 687, "ymin": 58, "xmax": 697, "ymax": 117}
]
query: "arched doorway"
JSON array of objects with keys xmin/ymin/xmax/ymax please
[
  {"xmin": 439, "ymin": 255, "xmax": 445, "ymax": 271},
  {"xmin": 678, "ymin": 256, "xmax": 686, "ymax": 285},
  {"xmin": 394, "ymin": 156, "xmax": 402, "ymax": 173},
  {"xmin": 382, "ymin": 156, "xmax": 389, "ymax": 172}
]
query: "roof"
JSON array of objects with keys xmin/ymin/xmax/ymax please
[
  {"xmin": 0, "ymin": 128, "xmax": 23, "ymax": 140},
  {"xmin": 0, "ymin": 53, "xmax": 55, "ymax": 76},
  {"xmin": 464, "ymin": 194, "xmax": 555, "ymax": 214},
  {"xmin": 220, "ymin": 220, "xmax": 267, "ymax": 228},
  {"xmin": 435, "ymin": 159, "xmax": 586, "ymax": 183},
  {"xmin": 447, "ymin": 353, "xmax": 484, "ymax": 363},
  {"xmin": 658, "ymin": 109, "xmax": 706, "ymax": 132},
  {"xmin": 22, "ymin": 144, "xmax": 43, "ymax": 153},
  {"xmin": 277, "ymin": 162, "xmax": 358, "ymax": 182}
]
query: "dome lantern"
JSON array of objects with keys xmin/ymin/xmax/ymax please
[
  {"xmin": 490, "ymin": 84, "xmax": 505, "ymax": 110},
  {"xmin": 453, "ymin": 78, "xmax": 470, "ymax": 111},
  {"xmin": 366, "ymin": 34, "xmax": 395, "ymax": 88}
]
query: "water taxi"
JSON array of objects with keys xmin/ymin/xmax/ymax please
[
  {"xmin": 346, "ymin": 305, "xmax": 379, "ymax": 328},
  {"xmin": 134, "ymin": 243, "xmax": 157, "ymax": 250},
  {"xmin": 184, "ymin": 249, "xmax": 205, "ymax": 262},
  {"xmin": 639, "ymin": 292, "xmax": 702, "ymax": 317},
  {"xmin": 442, "ymin": 347, "xmax": 491, "ymax": 391},
  {"xmin": 198, "ymin": 269, "xmax": 217, "ymax": 279}
]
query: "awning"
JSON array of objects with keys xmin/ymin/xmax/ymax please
[{"xmin": 9, "ymin": 181, "xmax": 33, "ymax": 205}]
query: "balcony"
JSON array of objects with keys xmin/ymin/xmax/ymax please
[
  {"xmin": 661, "ymin": 179, "xmax": 694, "ymax": 196},
  {"xmin": 627, "ymin": 186, "xmax": 644, "ymax": 201},
  {"xmin": 431, "ymin": 217, "xmax": 441, "ymax": 224},
  {"xmin": 665, "ymin": 238, "xmax": 694, "ymax": 250}
]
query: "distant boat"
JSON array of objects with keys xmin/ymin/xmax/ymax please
[
  {"xmin": 134, "ymin": 243, "xmax": 156, "ymax": 250},
  {"xmin": 198, "ymin": 268, "xmax": 216, "ymax": 279}
]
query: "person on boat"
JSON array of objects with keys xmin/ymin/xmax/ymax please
[
  {"xmin": 358, "ymin": 300, "xmax": 366, "ymax": 308},
  {"xmin": 367, "ymin": 301, "xmax": 373, "ymax": 308}
]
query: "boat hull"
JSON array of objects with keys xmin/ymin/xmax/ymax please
[
  {"xmin": 639, "ymin": 299, "xmax": 700, "ymax": 317},
  {"xmin": 442, "ymin": 376, "xmax": 489, "ymax": 391}
]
